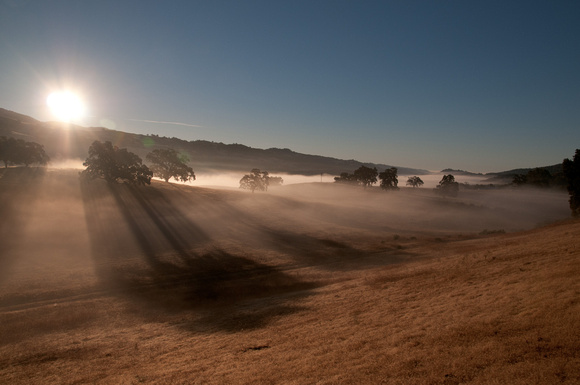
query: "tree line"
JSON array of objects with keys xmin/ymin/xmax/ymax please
[
  {"xmin": 78, "ymin": 143, "xmax": 580, "ymax": 216},
  {"xmin": 333, "ymin": 165, "xmax": 428, "ymax": 190},
  {"xmin": 337, "ymin": 152, "xmax": 580, "ymax": 216},
  {"xmin": 563, "ymin": 149, "xmax": 580, "ymax": 217},
  {"xmin": 238, "ymin": 168, "xmax": 284, "ymax": 193},
  {"xmin": 79, "ymin": 140, "xmax": 284, "ymax": 192},
  {"xmin": 511, "ymin": 167, "xmax": 568, "ymax": 188},
  {"xmin": 80, "ymin": 140, "xmax": 195, "ymax": 185},
  {"xmin": 3, "ymin": 138, "xmax": 579, "ymax": 217},
  {"xmin": 334, "ymin": 165, "xmax": 400, "ymax": 190},
  {"xmin": 0, "ymin": 136, "xmax": 50, "ymax": 168}
]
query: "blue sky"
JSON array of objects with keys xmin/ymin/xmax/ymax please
[{"xmin": 1, "ymin": 0, "xmax": 578, "ymax": 172}]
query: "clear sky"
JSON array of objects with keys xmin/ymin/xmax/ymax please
[{"xmin": 1, "ymin": 0, "xmax": 578, "ymax": 173}]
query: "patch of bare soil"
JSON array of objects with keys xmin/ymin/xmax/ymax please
[{"xmin": 0, "ymin": 168, "xmax": 578, "ymax": 384}]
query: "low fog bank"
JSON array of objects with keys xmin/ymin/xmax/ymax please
[
  {"xmin": 43, "ymin": 163, "xmax": 491, "ymax": 190},
  {"xmin": 266, "ymin": 182, "xmax": 570, "ymax": 234},
  {"xmin": 192, "ymin": 172, "xmax": 494, "ymax": 189},
  {"xmin": 0, "ymin": 168, "xmax": 570, "ymax": 310},
  {"xmin": 193, "ymin": 172, "xmax": 336, "ymax": 188},
  {"xmin": 48, "ymin": 158, "xmax": 85, "ymax": 169},
  {"xmin": 401, "ymin": 173, "xmax": 489, "ymax": 189},
  {"xmin": 37, "ymin": 168, "xmax": 572, "ymax": 236},
  {"xmin": 5, "ymin": 168, "xmax": 569, "ymax": 239}
]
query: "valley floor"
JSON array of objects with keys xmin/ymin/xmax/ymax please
[{"xmin": 0, "ymin": 168, "xmax": 578, "ymax": 384}]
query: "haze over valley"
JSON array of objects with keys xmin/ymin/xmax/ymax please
[
  {"xmin": 0, "ymin": 100, "xmax": 578, "ymax": 385},
  {"xmin": 1, "ymin": 1, "xmax": 579, "ymax": 383}
]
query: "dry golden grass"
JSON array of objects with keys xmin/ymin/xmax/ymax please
[{"xmin": 0, "ymin": 168, "xmax": 578, "ymax": 384}]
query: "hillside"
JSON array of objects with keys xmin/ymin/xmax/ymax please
[
  {"xmin": 0, "ymin": 168, "xmax": 577, "ymax": 383},
  {"xmin": 0, "ymin": 108, "xmax": 428, "ymax": 176},
  {"xmin": 483, "ymin": 164, "xmax": 565, "ymax": 183},
  {"xmin": 440, "ymin": 165, "xmax": 566, "ymax": 185},
  {"xmin": 441, "ymin": 168, "xmax": 485, "ymax": 176}
]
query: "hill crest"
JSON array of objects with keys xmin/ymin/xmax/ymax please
[{"xmin": 0, "ymin": 108, "xmax": 428, "ymax": 176}]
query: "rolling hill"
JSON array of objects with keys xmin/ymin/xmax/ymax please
[
  {"xmin": 0, "ymin": 108, "xmax": 428, "ymax": 176},
  {"xmin": 0, "ymin": 167, "xmax": 577, "ymax": 383}
]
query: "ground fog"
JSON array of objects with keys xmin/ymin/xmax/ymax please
[{"xmin": 0, "ymin": 168, "xmax": 577, "ymax": 384}]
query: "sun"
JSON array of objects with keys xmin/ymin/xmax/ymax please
[{"xmin": 46, "ymin": 91, "xmax": 86, "ymax": 122}]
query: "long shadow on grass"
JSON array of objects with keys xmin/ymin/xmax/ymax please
[
  {"xmin": 157, "ymin": 185, "xmax": 410, "ymax": 272},
  {"xmin": 81, "ymin": 180, "xmax": 317, "ymax": 333},
  {"xmin": 259, "ymin": 226, "xmax": 412, "ymax": 271},
  {"xmin": 0, "ymin": 168, "xmax": 46, "ymax": 285}
]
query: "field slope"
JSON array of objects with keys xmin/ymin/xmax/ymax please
[{"xmin": 0, "ymin": 168, "xmax": 578, "ymax": 384}]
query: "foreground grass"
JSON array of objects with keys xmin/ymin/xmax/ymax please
[{"xmin": 0, "ymin": 168, "xmax": 578, "ymax": 384}]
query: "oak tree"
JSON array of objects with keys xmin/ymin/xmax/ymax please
[
  {"xmin": 240, "ymin": 168, "xmax": 269, "ymax": 192},
  {"xmin": 563, "ymin": 149, "xmax": 580, "ymax": 217},
  {"xmin": 0, "ymin": 136, "xmax": 50, "ymax": 168},
  {"xmin": 81, "ymin": 140, "xmax": 152, "ymax": 185},
  {"xmin": 146, "ymin": 148, "xmax": 195, "ymax": 182},
  {"xmin": 438, "ymin": 174, "xmax": 459, "ymax": 197},
  {"xmin": 353, "ymin": 165, "xmax": 378, "ymax": 188},
  {"xmin": 379, "ymin": 167, "xmax": 398, "ymax": 190},
  {"xmin": 406, "ymin": 176, "xmax": 424, "ymax": 188}
]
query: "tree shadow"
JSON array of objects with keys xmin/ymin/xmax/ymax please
[
  {"xmin": 143, "ymin": 182, "xmax": 412, "ymax": 271},
  {"xmin": 157, "ymin": 184, "xmax": 408, "ymax": 271},
  {"xmin": 0, "ymin": 168, "xmax": 46, "ymax": 285},
  {"xmin": 124, "ymin": 249, "xmax": 315, "ymax": 333},
  {"xmin": 80, "ymin": 180, "xmax": 318, "ymax": 333},
  {"xmin": 259, "ymin": 227, "xmax": 412, "ymax": 271}
]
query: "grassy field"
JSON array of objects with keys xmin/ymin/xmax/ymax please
[{"xmin": 0, "ymin": 168, "xmax": 578, "ymax": 384}]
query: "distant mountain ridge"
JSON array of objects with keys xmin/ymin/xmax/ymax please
[
  {"xmin": 483, "ymin": 164, "xmax": 564, "ymax": 183},
  {"xmin": 440, "ymin": 164, "xmax": 565, "ymax": 184},
  {"xmin": 440, "ymin": 168, "xmax": 485, "ymax": 177},
  {"xmin": 485, "ymin": 164, "xmax": 564, "ymax": 177},
  {"xmin": 0, "ymin": 108, "xmax": 428, "ymax": 176}
]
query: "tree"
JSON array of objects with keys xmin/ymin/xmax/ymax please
[
  {"xmin": 334, "ymin": 172, "xmax": 358, "ymax": 185},
  {"xmin": 239, "ymin": 168, "xmax": 269, "ymax": 192},
  {"xmin": 526, "ymin": 167, "xmax": 552, "ymax": 188},
  {"xmin": 146, "ymin": 148, "xmax": 195, "ymax": 182},
  {"xmin": 438, "ymin": 174, "xmax": 459, "ymax": 197},
  {"xmin": 512, "ymin": 174, "xmax": 527, "ymax": 186},
  {"xmin": 353, "ymin": 165, "xmax": 378, "ymax": 188},
  {"xmin": 0, "ymin": 136, "xmax": 50, "ymax": 168},
  {"xmin": 81, "ymin": 140, "xmax": 152, "ymax": 185},
  {"xmin": 22, "ymin": 141, "xmax": 50, "ymax": 167},
  {"xmin": 379, "ymin": 167, "xmax": 398, "ymax": 190},
  {"xmin": 0, "ymin": 137, "xmax": 21, "ymax": 168},
  {"xmin": 268, "ymin": 176, "xmax": 284, "ymax": 187},
  {"xmin": 563, "ymin": 149, "xmax": 580, "ymax": 217},
  {"xmin": 406, "ymin": 176, "xmax": 424, "ymax": 188},
  {"xmin": 334, "ymin": 166, "xmax": 378, "ymax": 188},
  {"xmin": 512, "ymin": 168, "xmax": 566, "ymax": 188}
]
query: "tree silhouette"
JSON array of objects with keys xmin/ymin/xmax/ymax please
[
  {"xmin": 268, "ymin": 176, "xmax": 284, "ymax": 187},
  {"xmin": 22, "ymin": 141, "xmax": 50, "ymax": 166},
  {"xmin": 379, "ymin": 167, "xmax": 398, "ymax": 190},
  {"xmin": 0, "ymin": 136, "xmax": 49, "ymax": 168},
  {"xmin": 0, "ymin": 137, "xmax": 22, "ymax": 168},
  {"xmin": 438, "ymin": 174, "xmax": 459, "ymax": 197},
  {"xmin": 146, "ymin": 148, "xmax": 195, "ymax": 182},
  {"xmin": 81, "ymin": 140, "xmax": 152, "ymax": 185},
  {"xmin": 406, "ymin": 176, "xmax": 424, "ymax": 188},
  {"xmin": 239, "ymin": 169, "xmax": 269, "ymax": 192},
  {"xmin": 353, "ymin": 165, "xmax": 378, "ymax": 188},
  {"xmin": 512, "ymin": 174, "xmax": 527, "ymax": 186},
  {"xmin": 334, "ymin": 172, "xmax": 358, "ymax": 185},
  {"xmin": 526, "ymin": 168, "xmax": 552, "ymax": 187},
  {"xmin": 563, "ymin": 149, "xmax": 580, "ymax": 217}
]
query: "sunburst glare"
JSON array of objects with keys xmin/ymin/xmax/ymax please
[{"xmin": 46, "ymin": 91, "xmax": 86, "ymax": 122}]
